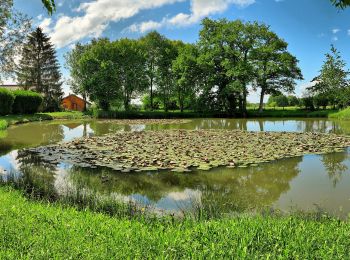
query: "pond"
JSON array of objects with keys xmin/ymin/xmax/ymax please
[{"xmin": 1, "ymin": 118, "xmax": 350, "ymax": 218}]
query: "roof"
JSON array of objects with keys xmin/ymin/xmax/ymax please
[{"xmin": 62, "ymin": 94, "xmax": 91, "ymax": 104}]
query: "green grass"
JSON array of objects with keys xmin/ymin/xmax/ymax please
[
  {"xmin": 248, "ymin": 108, "xmax": 337, "ymax": 118},
  {"xmin": 0, "ymin": 120, "xmax": 7, "ymax": 130},
  {"xmin": 0, "ymin": 111, "xmax": 89, "ymax": 127},
  {"xmin": 96, "ymin": 108, "xmax": 338, "ymax": 119},
  {"xmin": 40, "ymin": 111, "xmax": 87, "ymax": 119},
  {"xmin": 0, "ymin": 187, "xmax": 349, "ymax": 258},
  {"xmin": 329, "ymin": 107, "xmax": 350, "ymax": 120}
]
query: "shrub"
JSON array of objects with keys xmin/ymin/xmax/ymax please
[
  {"xmin": 0, "ymin": 88, "xmax": 15, "ymax": 115},
  {"xmin": 0, "ymin": 119, "xmax": 8, "ymax": 131},
  {"xmin": 12, "ymin": 90, "xmax": 43, "ymax": 114}
]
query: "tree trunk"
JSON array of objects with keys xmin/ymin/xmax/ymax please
[
  {"xmin": 242, "ymin": 88, "xmax": 248, "ymax": 118},
  {"xmin": 150, "ymin": 77, "xmax": 153, "ymax": 111},
  {"xmin": 83, "ymin": 92, "xmax": 87, "ymax": 112},
  {"xmin": 258, "ymin": 88, "xmax": 265, "ymax": 114}
]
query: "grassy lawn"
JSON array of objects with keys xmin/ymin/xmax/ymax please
[
  {"xmin": 0, "ymin": 111, "xmax": 88, "ymax": 129},
  {"xmin": 0, "ymin": 187, "xmax": 349, "ymax": 258},
  {"xmin": 248, "ymin": 108, "xmax": 337, "ymax": 118}
]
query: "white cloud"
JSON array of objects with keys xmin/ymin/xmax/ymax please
[
  {"xmin": 129, "ymin": 0, "xmax": 255, "ymax": 33},
  {"xmin": 348, "ymin": 29, "xmax": 350, "ymax": 36},
  {"xmin": 332, "ymin": 28, "xmax": 340, "ymax": 34},
  {"xmin": 45, "ymin": 0, "xmax": 185, "ymax": 48},
  {"xmin": 39, "ymin": 18, "xmax": 52, "ymax": 34},
  {"xmin": 332, "ymin": 36, "xmax": 338, "ymax": 41}
]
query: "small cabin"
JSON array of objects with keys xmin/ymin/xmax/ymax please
[{"xmin": 61, "ymin": 94, "xmax": 90, "ymax": 111}]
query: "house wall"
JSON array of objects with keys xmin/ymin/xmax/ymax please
[{"xmin": 61, "ymin": 96, "xmax": 86, "ymax": 111}]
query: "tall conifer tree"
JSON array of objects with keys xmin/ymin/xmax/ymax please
[{"xmin": 17, "ymin": 27, "xmax": 63, "ymax": 111}]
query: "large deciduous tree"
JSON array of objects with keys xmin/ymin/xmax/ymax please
[
  {"xmin": 172, "ymin": 44, "xmax": 201, "ymax": 112},
  {"xmin": 198, "ymin": 19, "xmax": 267, "ymax": 116},
  {"xmin": 17, "ymin": 27, "xmax": 63, "ymax": 111},
  {"xmin": 114, "ymin": 39, "xmax": 148, "ymax": 110},
  {"xmin": 78, "ymin": 39, "xmax": 121, "ymax": 111},
  {"xmin": 252, "ymin": 27, "xmax": 303, "ymax": 113},
  {"xmin": 140, "ymin": 31, "xmax": 167, "ymax": 111}
]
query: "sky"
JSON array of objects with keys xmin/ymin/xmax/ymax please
[{"xmin": 11, "ymin": 0, "xmax": 350, "ymax": 102}]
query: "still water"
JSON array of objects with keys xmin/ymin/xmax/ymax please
[{"xmin": 1, "ymin": 118, "xmax": 350, "ymax": 217}]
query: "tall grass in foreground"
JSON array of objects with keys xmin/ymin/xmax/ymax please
[{"xmin": 0, "ymin": 186, "xmax": 350, "ymax": 259}]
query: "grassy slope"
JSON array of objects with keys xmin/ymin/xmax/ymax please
[
  {"xmin": 329, "ymin": 107, "xmax": 350, "ymax": 120},
  {"xmin": 0, "ymin": 187, "xmax": 349, "ymax": 259}
]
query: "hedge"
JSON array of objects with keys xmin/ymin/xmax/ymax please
[
  {"xmin": 0, "ymin": 88, "xmax": 15, "ymax": 116},
  {"xmin": 12, "ymin": 90, "xmax": 43, "ymax": 114}
]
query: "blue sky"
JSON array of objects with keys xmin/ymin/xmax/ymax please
[{"xmin": 13, "ymin": 0, "xmax": 350, "ymax": 102}]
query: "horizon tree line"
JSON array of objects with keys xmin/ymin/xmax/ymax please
[{"xmin": 66, "ymin": 18, "xmax": 303, "ymax": 116}]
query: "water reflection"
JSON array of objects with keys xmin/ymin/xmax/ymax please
[{"xmin": 1, "ymin": 118, "xmax": 350, "ymax": 217}]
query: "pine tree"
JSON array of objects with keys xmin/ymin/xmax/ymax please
[{"xmin": 17, "ymin": 27, "xmax": 63, "ymax": 111}]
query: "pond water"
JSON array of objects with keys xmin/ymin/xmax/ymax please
[{"xmin": 1, "ymin": 118, "xmax": 350, "ymax": 218}]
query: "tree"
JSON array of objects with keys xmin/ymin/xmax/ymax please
[
  {"xmin": 114, "ymin": 39, "xmax": 148, "ymax": 110},
  {"xmin": 331, "ymin": 0, "xmax": 350, "ymax": 9},
  {"xmin": 198, "ymin": 19, "xmax": 276, "ymax": 116},
  {"xmin": 309, "ymin": 45, "xmax": 349, "ymax": 108},
  {"xmin": 140, "ymin": 32, "xmax": 167, "ymax": 110},
  {"xmin": 0, "ymin": 0, "xmax": 31, "ymax": 81},
  {"xmin": 172, "ymin": 44, "xmax": 200, "ymax": 112},
  {"xmin": 287, "ymin": 95, "xmax": 300, "ymax": 106},
  {"xmin": 17, "ymin": 27, "xmax": 63, "ymax": 111},
  {"xmin": 155, "ymin": 39, "xmax": 181, "ymax": 112},
  {"xmin": 65, "ymin": 43, "xmax": 90, "ymax": 111},
  {"xmin": 78, "ymin": 39, "xmax": 121, "ymax": 110},
  {"xmin": 252, "ymin": 27, "xmax": 303, "ymax": 113}
]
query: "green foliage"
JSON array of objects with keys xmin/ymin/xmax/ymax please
[
  {"xmin": 78, "ymin": 39, "xmax": 121, "ymax": 110},
  {"xmin": 301, "ymin": 96, "xmax": 315, "ymax": 110},
  {"xmin": 0, "ymin": 0, "xmax": 31, "ymax": 81},
  {"xmin": 65, "ymin": 43, "xmax": 89, "ymax": 111},
  {"xmin": 12, "ymin": 90, "xmax": 43, "ymax": 114},
  {"xmin": 41, "ymin": 0, "xmax": 55, "ymax": 14},
  {"xmin": 0, "ymin": 88, "xmax": 15, "ymax": 115},
  {"xmin": 172, "ymin": 44, "xmax": 200, "ymax": 112},
  {"xmin": 287, "ymin": 95, "xmax": 300, "ymax": 106},
  {"xmin": 0, "ymin": 187, "xmax": 350, "ymax": 258},
  {"xmin": 0, "ymin": 119, "xmax": 8, "ymax": 130},
  {"xmin": 267, "ymin": 94, "xmax": 289, "ymax": 108},
  {"xmin": 329, "ymin": 107, "xmax": 350, "ymax": 119},
  {"xmin": 17, "ymin": 27, "xmax": 63, "ymax": 112},
  {"xmin": 140, "ymin": 31, "xmax": 169, "ymax": 111},
  {"xmin": 66, "ymin": 19, "xmax": 301, "ymax": 116},
  {"xmin": 331, "ymin": 0, "xmax": 350, "ymax": 9},
  {"xmin": 309, "ymin": 46, "xmax": 350, "ymax": 108},
  {"xmin": 252, "ymin": 26, "xmax": 303, "ymax": 112}
]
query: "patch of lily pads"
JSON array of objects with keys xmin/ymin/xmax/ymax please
[
  {"xmin": 101, "ymin": 119, "xmax": 192, "ymax": 125},
  {"xmin": 26, "ymin": 130, "xmax": 350, "ymax": 172}
]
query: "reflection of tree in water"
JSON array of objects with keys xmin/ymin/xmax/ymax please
[
  {"xmin": 14, "ymin": 150, "xmax": 58, "ymax": 200},
  {"xmin": 295, "ymin": 119, "xmax": 338, "ymax": 134},
  {"xmin": 0, "ymin": 123, "xmax": 65, "ymax": 156},
  {"xmin": 69, "ymin": 156, "xmax": 302, "ymax": 213},
  {"xmin": 321, "ymin": 151, "xmax": 349, "ymax": 187}
]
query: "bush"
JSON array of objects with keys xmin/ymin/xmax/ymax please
[
  {"xmin": 12, "ymin": 90, "xmax": 43, "ymax": 114},
  {"xmin": 0, "ymin": 119, "xmax": 8, "ymax": 130},
  {"xmin": 0, "ymin": 88, "xmax": 15, "ymax": 115}
]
